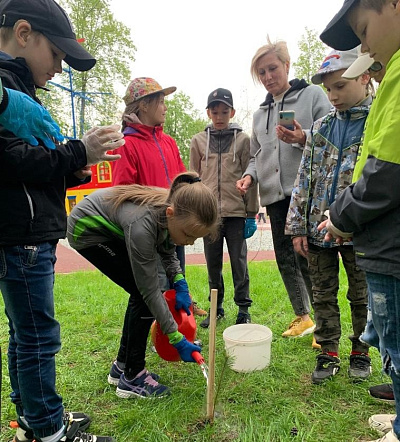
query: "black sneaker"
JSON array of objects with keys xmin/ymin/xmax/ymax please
[
  {"xmin": 12, "ymin": 411, "xmax": 91, "ymax": 442},
  {"xmin": 348, "ymin": 354, "xmax": 372, "ymax": 381},
  {"xmin": 311, "ymin": 353, "xmax": 340, "ymax": 384},
  {"xmin": 236, "ymin": 312, "xmax": 251, "ymax": 324},
  {"xmin": 200, "ymin": 308, "xmax": 225, "ymax": 329},
  {"xmin": 369, "ymin": 383, "xmax": 395, "ymax": 404},
  {"xmin": 107, "ymin": 360, "xmax": 160, "ymax": 386},
  {"xmin": 35, "ymin": 426, "xmax": 115, "ymax": 442},
  {"xmin": 116, "ymin": 371, "xmax": 170, "ymax": 399}
]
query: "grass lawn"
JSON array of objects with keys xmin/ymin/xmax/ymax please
[{"xmin": 0, "ymin": 260, "xmax": 393, "ymax": 441}]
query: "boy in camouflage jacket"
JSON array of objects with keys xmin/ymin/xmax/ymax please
[{"xmin": 285, "ymin": 47, "xmax": 372, "ymax": 384}]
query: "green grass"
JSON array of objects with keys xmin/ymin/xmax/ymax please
[{"xmin": 0, "ymin": 261, "xmax": 393, "ymax": 441}]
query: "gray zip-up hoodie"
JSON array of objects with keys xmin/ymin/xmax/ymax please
[
  {"xmin": 244, "ymin": 79, "xmax": 332, "ymax": 207},
  {"xmin": 67, "ymin": 188, "xmax": 181, "ymax": 335}
]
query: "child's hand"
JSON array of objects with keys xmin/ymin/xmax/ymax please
[
  {"xmin": 82, "ymin": 124, "xmax": 124, "ymax": 165},
  {"xmin": 172, "ymin": 336, "xmax": 202, "ymax": 363},
  {"xmin": 74, "ymin": 165, "xmax": 92, "ymax": 180},
  {"xmin": 0, "ymin": 88, "xmax": 64, "ymax": 149},
  {"xmin": 317, "ymin": 218, "xmax": 351, "ymax": 244},
  {"xmin": 276, "ymin": 120, "xmax": 306, "ymax": 146},
  {"xmin": 173, "ymin": 278, "xmax": 191, "ymax": 315},
  {"xmin": 244, "ymin": 218, "xmax": 257, "ymax": 239},
  {"xmin": 292, "ymin": 236, "xmax": 308, "ymax": 257}
]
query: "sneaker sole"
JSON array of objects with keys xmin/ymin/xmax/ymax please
[
  {"xmin": 368, "ymin": 391, "xmax": 396, "ymax": 405},
  {"xmin": 108, "ymin": 375, "xmax": 120, "ymax": 386},
  {"xmin": 115, "ymin": 388, "xmax": 169, "ymax": 399},
  {"xmin": 283, "ymin": 324, "xmax": 316, "ymax": 338}
]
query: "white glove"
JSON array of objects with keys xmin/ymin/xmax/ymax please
[
  {"xmin": 81, "ymin": 124, "xmax": 124, "ymax": 165},
  {"xmin": 323, "ymin": 210, "xmax": 352, "ymax": 239}
]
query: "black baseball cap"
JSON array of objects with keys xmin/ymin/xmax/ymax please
[
  {"xmin": 206, "ymin": 88, "xmax": 234, "ymax": 109},
  {"xmin": 0, "ymin": 0, "xmax": 96, "ymax": 71},
  {"xmin": 320, "ymin": 0, "xmax": 360, "ymax": 50}
]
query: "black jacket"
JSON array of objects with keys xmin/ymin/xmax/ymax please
[{"xmin": 0, "ymin": 54, "xmax": 88, "ymax": 246}]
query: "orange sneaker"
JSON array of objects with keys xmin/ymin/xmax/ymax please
[
  {"xmin": 193, "ymin": 301, "xmax": 207, "ymax": 317},
  {"xmin": 312, "ymin": 336, "xmax": 321, "ymax": 350},
  {"xmin": 282, "ymin": 318, "xmax": 315, "ymax": 337}
]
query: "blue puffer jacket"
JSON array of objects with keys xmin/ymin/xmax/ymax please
[{"xmin": 285, "ymin": 96, "xmax": 372, "ymax": 247}]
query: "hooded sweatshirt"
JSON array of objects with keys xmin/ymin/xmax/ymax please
[
  {"xmin": 244, "ymin": 79, "xmax": 332, "ymax": 207},
  {"xmin": 190, "ymin": 122, "xmax": 258, "ymax": 217}
]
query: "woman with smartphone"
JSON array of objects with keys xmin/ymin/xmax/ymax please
[{"xmin": 236, "ymin": 37, "xmax": 331, "ymax": 343}]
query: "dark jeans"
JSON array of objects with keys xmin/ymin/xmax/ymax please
[
  {"xmin": 78, "ymin": 241, "xmax": 154, "ymax": 379},
  {"xmin": 267, "ymin": 197, "xmax": 312, "ymax": 316},
  {"xmin": 307, "ymin": 243, "xmax": 368, "ymax": 353},
  {"xmin": 203, "ymin": 217, "xmax": 252, "ymax": 309},
  {"xmin": 0, "ymin": 242, "xmax": 64, "ymax": 438}
]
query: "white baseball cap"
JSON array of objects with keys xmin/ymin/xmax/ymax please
[{"xmin": 342, "ymin": 52, "xmax": 382, "ymax": 79}]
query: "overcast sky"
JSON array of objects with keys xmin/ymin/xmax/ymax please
[{"xmin": 109, "ymin": 0, "xmax": 345, "ymax": 127}]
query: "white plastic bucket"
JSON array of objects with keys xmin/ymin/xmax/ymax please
[{"xmin": 222, "ymin": 324, "xmax": 272, "ymax": 373}]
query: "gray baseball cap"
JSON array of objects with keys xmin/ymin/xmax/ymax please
[{"xmin": 311, "ymin": 47, "xmax": 359, "ymax": 84}]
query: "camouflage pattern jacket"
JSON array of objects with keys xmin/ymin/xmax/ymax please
[{"xmin": 285, "ymin": 96, "xmax": 372, "ymax": 247}]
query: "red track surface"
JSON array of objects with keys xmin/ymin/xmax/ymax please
[{"xmin": 55, "ymin": 244, "xmax": 275, "ymax": 274}]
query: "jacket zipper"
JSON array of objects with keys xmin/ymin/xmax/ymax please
[
  {"xmin": 22, "ymin": 183, "xmax": 35, "ymax": 232},
  {"xmin": 217, "ymin": 132, "xmax": 222, "ymax": 211},
  {"xmin": 330, "ymin": 116, "xmax": 350, "ymax": 205},
  {"xmin": 152, "ymin": 129, "xmax": 171, "ymax": 186}
]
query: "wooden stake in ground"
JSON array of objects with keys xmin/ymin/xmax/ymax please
[{"xmin": 206, "ymin": 288, "xmax": 217, "ymax": 422}]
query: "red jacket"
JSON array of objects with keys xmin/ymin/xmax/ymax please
[{"xmin": 112, "ymin": 124, "xmax": 186, "ymax": 188}]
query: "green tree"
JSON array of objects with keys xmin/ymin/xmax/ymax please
[
  {"xmin": 163, "ymin": 92, "xmax": 208, "ymax": 169},
  {"xmin": 38, "ymin": 0, "xmax": 135, "ymax": 138},
  {"xmin": 293, "ymin": 27, "xmax": 328, "ymax": 84}
]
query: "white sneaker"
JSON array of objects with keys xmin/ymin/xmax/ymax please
[
  {"xmin": 370, "ymin": 429, "xmax": 399, "ymax": 442},
  {"xmin": 369, "ymin": 414, "xmax": 396, "ymax": 435}
]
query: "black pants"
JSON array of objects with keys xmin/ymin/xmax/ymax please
[
  {"xmin": 203, "ymin": 217, "xmax": 252, "ymax": 309},
  {"xmin": 78, "ymin": 241, "xmax": 153, "ymax": 379}
]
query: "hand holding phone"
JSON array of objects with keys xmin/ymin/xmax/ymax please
[{"xmin": 279, "ymin": 110, "xmax": 295, "ymax": 131}]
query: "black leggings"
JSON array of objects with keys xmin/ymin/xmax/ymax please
[{"xmin": 78, "ymin": 241, "xmax": 154, "ymax": 379}]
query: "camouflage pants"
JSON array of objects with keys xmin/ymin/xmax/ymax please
[{"xmin": 307, "ymin": 243, "xmax": 369, "ymax": 354}]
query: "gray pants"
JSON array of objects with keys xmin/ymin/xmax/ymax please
[{"xmin": 203, "ymin": 217, "xmax": 252, "ymax": 309}]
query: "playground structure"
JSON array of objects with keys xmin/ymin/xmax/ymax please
[{"xmin": 49, "ymin": 64, "xmax": 114, "ymax": 214}]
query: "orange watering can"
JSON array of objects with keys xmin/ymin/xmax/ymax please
[{"xmin": 150, "ymin": 289, "xmax": 204, "ymax": 366}]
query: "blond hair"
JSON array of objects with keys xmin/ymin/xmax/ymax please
[
  {"xmin": 250, "ymin": 36, "xmax": 290, "ymax": 84},
  {"xmin": 108, "ymin": 172, "xmax": 220, "ymax": 240},
  {"xmin": 121, "ymin": 92, "xmax": 162, "ymax": 130}
]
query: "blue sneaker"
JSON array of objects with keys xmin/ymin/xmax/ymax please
[
  {"xmin": 116, "ymin": 370, "xmax": 170, "ymax": 399},
  {"xmin": 107, "ymin": 360, "xmax": 160, "ymax": 386}
]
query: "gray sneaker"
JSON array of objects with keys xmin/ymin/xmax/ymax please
[{"xmin": 348, "ymin": 354, "xmax": 371, "ymax": 380}]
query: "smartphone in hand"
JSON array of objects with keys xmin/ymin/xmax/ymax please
[{"xmin": 279, "ymin": 110, "xmax": 295, "ymax": 131}]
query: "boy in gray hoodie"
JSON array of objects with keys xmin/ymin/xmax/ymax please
[{"xmin": 190, "ymin": 88, "xmax": 258, "ymax": 327}]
